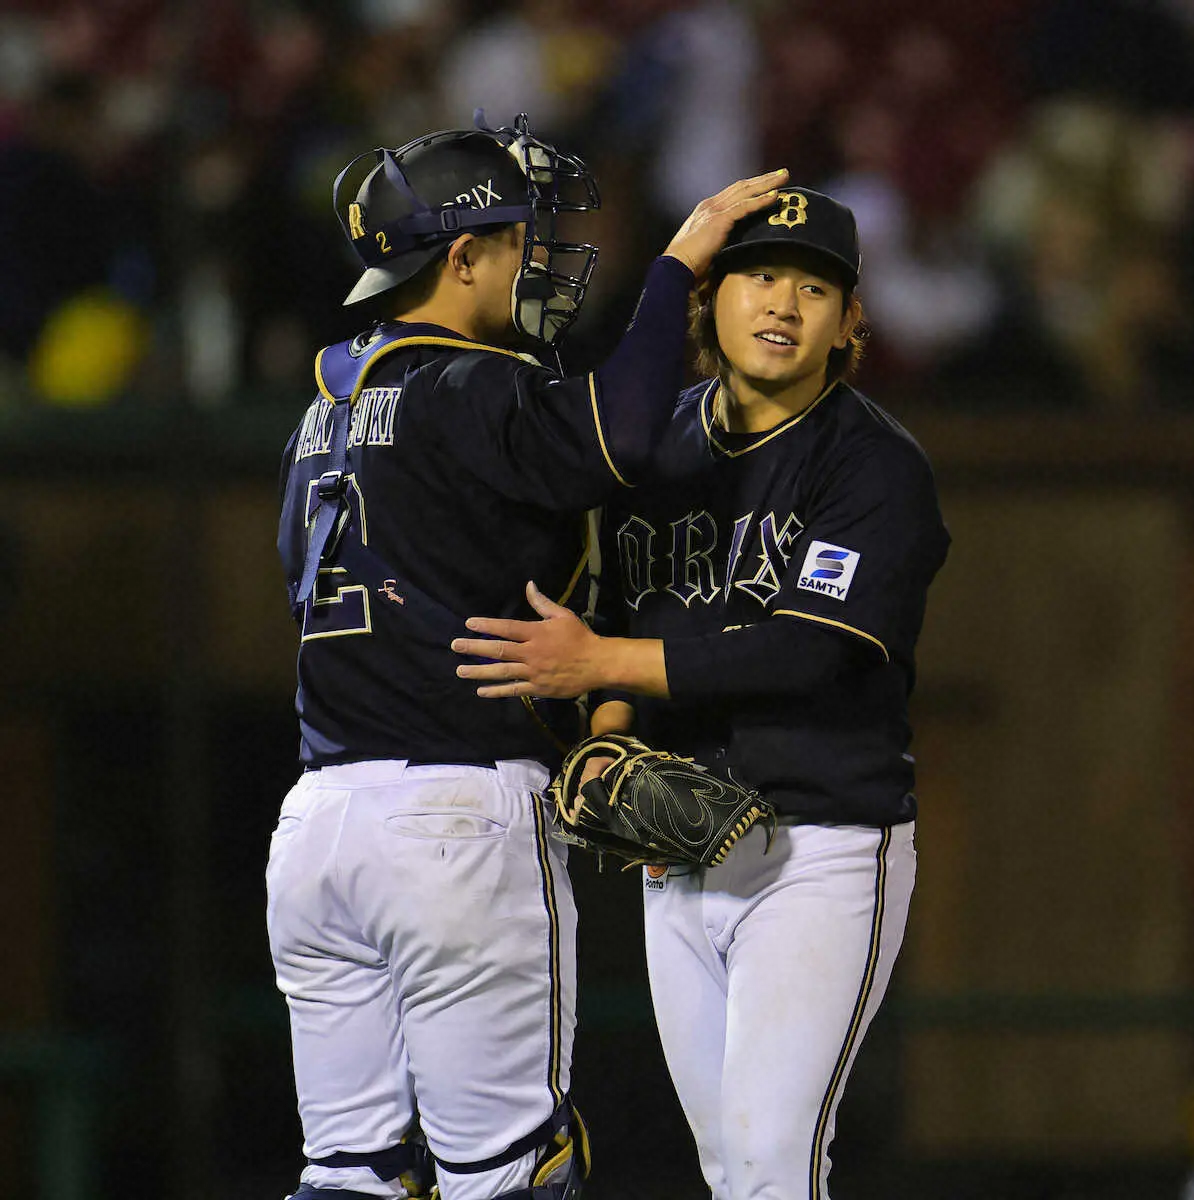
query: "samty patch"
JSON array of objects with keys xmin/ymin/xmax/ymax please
[{"xmin": 796, "ymin": 541, "xmax": 860, "ymax": 601}]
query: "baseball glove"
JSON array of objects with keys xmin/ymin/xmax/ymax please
[{"xmin": 547, "ymin": 733, "xmax": 775, "ymax": 869}]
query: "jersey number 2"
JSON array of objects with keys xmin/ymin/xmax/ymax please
[{"xmin": 300, "ymin": 475, "xmax": 372, "ymax": 642}]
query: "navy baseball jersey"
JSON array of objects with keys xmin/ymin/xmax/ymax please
[
  {"xmin": 596, "ymin": 377, "xmax": 950, "ymax": 825},
  {"xmin": 278, "ymin": 256, "xmax": 694, "ymax": 768}
]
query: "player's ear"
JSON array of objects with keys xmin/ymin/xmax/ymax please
[
  {"xmin": 446, "ymin": 234, "xmax": 477, "ymax": 282},
  {"xmin": 835, "ymin": 293, "xmax": 862, "ymax": 349}
]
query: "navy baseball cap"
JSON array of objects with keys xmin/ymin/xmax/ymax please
[{"xmin": 714, "ymin": 187, "xmax": 861, "ymax": 289}]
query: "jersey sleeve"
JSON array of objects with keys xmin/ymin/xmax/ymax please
[
  {"xmin": 772, "ymin": 437, "xmax": 949, "ymax": 662},
  {"xmin": 663, "ymin": 615, "xmax": 866, "ymax": 701},
  {"xmin": 590, "ymin": 256, "xmax": 694, "ymax": 481},
  {"xmin": 662, "ymin": 436, "xmax": 949, "ymax": 702},
  {"xmin": 425, "ymin": 256, "xmax": 694, "ymax": 511}
]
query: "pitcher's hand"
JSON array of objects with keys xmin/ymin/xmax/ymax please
[{"xmin": 579, "ymin": 755, "xmax": 615, "ymax": 789}]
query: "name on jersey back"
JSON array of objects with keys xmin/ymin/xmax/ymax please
[{"xmin": 294, "ymin": 388, "xmax": 401, "ymax": 462}]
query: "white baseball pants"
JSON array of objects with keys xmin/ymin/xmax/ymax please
[
  {"xmin": 643, "ymin": 820, "xmax": 916, "ymax": 1200},
  {"xmin": 266, "ymin": 759, "xmax": 576, "ymax": 1200}
]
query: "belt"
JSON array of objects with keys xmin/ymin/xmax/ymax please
[{"xmin": 406, "ymin": 759, "xmax": 497, "ymax": 768}]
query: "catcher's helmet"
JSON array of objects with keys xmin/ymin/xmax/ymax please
[{"xmin": 334, "ymin": 112, "xmax": 600, "ymax": 345}]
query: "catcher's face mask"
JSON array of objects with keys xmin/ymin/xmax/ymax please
[{"xmin": 334, "ymin": 111, "xmax": 600, "ymax": 347}]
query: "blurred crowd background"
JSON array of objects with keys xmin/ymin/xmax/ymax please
[
  {"xmin": 4, "ymin": 0, "xmax": 1194, "ymax": 410},
  {"xmin": 2, "ymin": 2, "xmax": 1194, "ymax": 1199}
]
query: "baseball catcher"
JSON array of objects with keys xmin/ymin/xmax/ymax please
[{"xmin": 547, "ymin": 732, "xmax": 775, "ymax": 868}]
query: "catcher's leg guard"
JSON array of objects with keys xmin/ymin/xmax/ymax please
[
  {"xmin": 288, "ymin": 1179, "xmax": 438, "ymax": 1200},
  {"xmin": 295, "ymin": 1125, "xmax": 438, "ymax": 1199},
  {"xmin": 519, "ymin": 1103, "xmax": 589, "ymax": 1200},
  {"xmin": 286, "ymin": 1188, "xmax": 384, "ymax": 1199},
  {"xmin": 289, "ymin": 1179, "xmax": 437, "ymax": 1200},
  {"xmin": 435, "ymin": 1102, "xmax": 590, "ymax": 1200}
]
